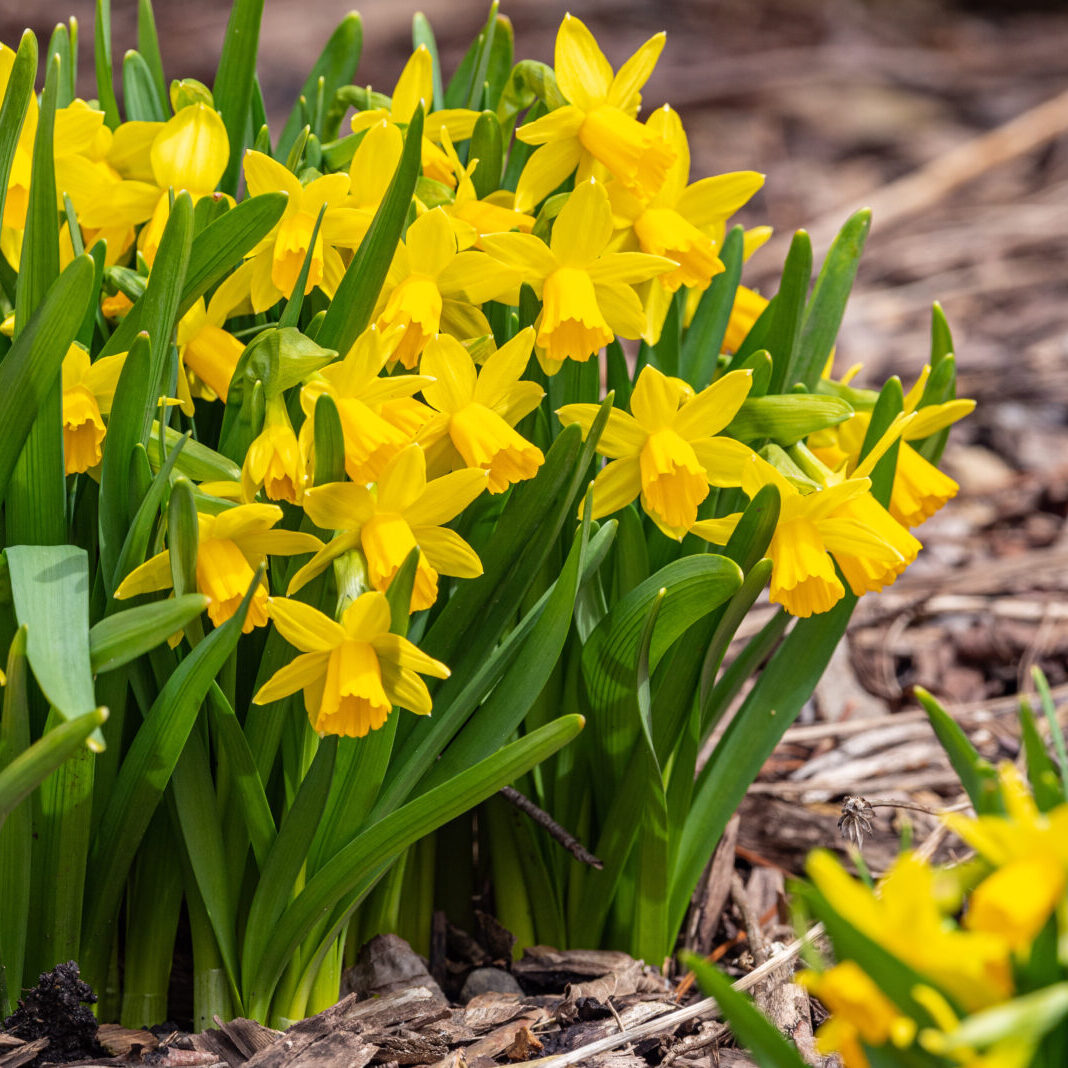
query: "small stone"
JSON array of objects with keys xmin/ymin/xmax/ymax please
[{"xmin": 459, "ymin": 967, "xmax": 524, "ymax": 1004}]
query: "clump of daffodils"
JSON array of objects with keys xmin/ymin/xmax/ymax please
[
  {"xmin": 799, "ymin": 762, "xmax": 1068, "ymax": 1067},
  {"xmin": 5, "ymin": 9, "xmax": 968, "ymax": 742}
]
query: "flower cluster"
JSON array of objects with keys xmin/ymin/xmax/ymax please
[
  {"xmin": 801, "ymin": 763, "xmax": 1068, "ymax": 1067},
  {"xmin": 15, "ymin": 11, "xmax": 970, "ymax": 742}
]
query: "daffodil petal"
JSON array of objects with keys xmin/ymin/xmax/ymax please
[
  {"xmin": 675, "ymin": 171, "xmax": 766, "ymax": 228},
  {"xmin": 302, "ymin": 482, "xmax": 376, "ymax": 531},
  {"xmin": 439, "ymin": 250, "xmax": 520, "ymax": 303},
  {"xmin": 406, "ymin": 207, "xmax": 456, "ymax": 278},
  {"xmin": 673, "ymin": 369, "xmax": 754, "ymax": 438},
  {"xmin": 551, "ymin": 178, "xmax": 612, "ymax": 265},
  {"xmin": 392, "ymin": 45, "xmax": 433, "ymax": 123},
  {"xmin": 606, "ymin": 32, "xmax": 665, "ymax": 114},
  {"xmin": 286, "ymin": 533, "xmax": 361, "ymax": 596},
  {"xmin": 586, "ymin": 251, "xmax": 676, "ymax": 286},
  {"xmin": 557, "ymin": 403, "xmax": 645, "ymax": 459},
  {"xmin": 513, "ymin": 140, "xmax": 584, "ymax": 215},
  {"xmin": 594, "ymin": 282, "xmax": 647, "ymax": 340},
  {"xmin": 630, "ymin": 365, "xmax": 682, "ymax": 429},
  {"xmin": 268, "ymin": 597, "xmax": 346, "ymax": 651},
  {"xmin": 243, "ymin": 148, "xmax": 301, "ymax": 200},
  {"xmin": 480, "ymin": 231, "xmax": 558, "ymax": 280},
  {"xmin": 380, "ymin": 661, "xmax": 434, "ymax": 716},
  {"xmin": 421, "ymin": 334, "xmax": 477, "ymax": 412},
  {"xmin": 114, "ymin": 551, "xmax": 173, "ymax": 598},
  {"xmin": 372, "ymin": 631, "xmax": 450, "ymax": 678},
  {"xmin": 554, "ymin": 14, "xmax": 613, "ymax": 111},
  {"xmin": 340, "ymin": 590, "xmax": 393, "ymax": 640},
  {"xmin": 690, "ymin": 437, "xmax": 757, "ymax": 487},
  {"xmin": 253, "ymin": 650, "xmax": 330, "ymax": 704},
  {"xmin": 691, "ymin": 513, "xmax": 743, "ymax": 544},
  {"xmin": 236, "ymin": 531, "xmax": 324, "ymax": 557},
  {"xmin": 378, "ymin": 443, "xmax": 427, "ymax": 514},
  {"xmin": 473, "ymin": 327, "xmax": 536, "ymax": 408},
  {"xmin": 590, "ymin": 456, "xmax": 641, "ymax": 517},
  {"xmin": 212, "ymin": 503, "xmax": 284, "ymax": 541},
  {"xmin": 414, "ymin": 525, "xmax": 483, "ymax": 578},
  {"xmin": 404, "ymin": 467, "xmax": 488, "ymax": 527}
]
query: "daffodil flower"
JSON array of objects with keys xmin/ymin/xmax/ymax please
[
  {"xmin": 416, "ymin": 329, "xmax": 545, "ymax": 493},
  {"xmin": 299, "ymin": 323, "xmax": 432, "ymax": 483},
  {"xmin": 798, "ymin": 961, "xmax": 917, "ymax": 1067},
  {"xmin": 287, "ymin": 443, "xmax": 487, "ymax": 611},
  {"xmin": 606, "ymin": 105, "xmax": 764, "ymax": 342},
  {"xmin": 253, "ymin": 592, "xmax": 450, "ymax": 738},
  {"xmin": 174, "ymin": 291, "xmax": 245, "ymax": 413},
  {"xmin": 374, "ymin": 206, "xmax": 520, "ymax": 369},
  {"xmin": 242, "ymin": 395, "xmax": 309, "ymax": 505},
  {"xmin": 350, "ymin": 45, "xmax": 481, "ymax": 187},
  {"xmin": 223, "ymin": 150, "xmax": 367, "ymax": 313},
  {"xmin": 806, "ymin": 849, "xmax": 1014, "ymax": 1012},
  {"xmin": 430, "ymin": 127, "xmax": 535, "ymax": 249},
  {"xmin": 810, "ymin": 365, "xmax": 976, "ymax": 528},
  {"xmin": 62, "ymin": 344, "xmax": 127, "ymax": 475},
  {"xmin": 513, "ymin": 15, "xmax": 673, "ymax": 211},
  {"xmin": 0, "ymin": 44, "xmax": 37, "ymax": 240},
  {"xmin": 558, "ymin": 364, "xmax": 756, "ymax": 538},
  {"xmin": 114, "ymin": 504, "xmax": 322, "ymax": 633},
  {"xmin": 481, "ymin": 178, "xmax": 675, "ymax": 373}
]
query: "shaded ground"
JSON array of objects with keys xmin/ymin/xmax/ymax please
[{"xmin": 1, "ymin": 0, "xmax": 1067, "ymax": 1062}]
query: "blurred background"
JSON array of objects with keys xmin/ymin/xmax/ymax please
[{"xmin": 2, "ymin": 0, "xmax": 1068, "ymax": 827}]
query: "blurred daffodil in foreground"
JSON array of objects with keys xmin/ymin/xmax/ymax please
[
  {"xmin": 559, "ymin": 364, "xmax": 755, "ymax": 539},
  {"xmin": 114, "ymin": 504, "xmax": 322, "ymax": 632},
  {"xmin": 253, "ymin": 592, "xmax": 450, "ymax": 737}
]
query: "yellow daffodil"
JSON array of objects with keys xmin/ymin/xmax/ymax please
[
  {"xmin": 253, "ymin": 591, "xmax": 450, "ymax": 737},
  {"xmin": 721, "ymin": 285, "xmax": 768, "ymax": 353},
  {"xmin": 242, "ymin": 395, "xmax": 308, "ymax": 504},
  {"xmin": 114, "ymin": 504, "xmax": 322, "ymax": 632},
  {"xmin": 0, "ymin": 44, "xmax": 37, "ymax": 253},
  {"xmin": 299, "ymin": 323, "xmax": 431, "ymax": 483},
  {"xmin": 558, "ymin": 364, "xmax": 756, "ymax": 538},
  {"xmin": 374, "ymin": 206, "xmax": 519, "ymax": 368},
  {"xmin": 61, "ymin": 344, "xmax": 126, "ymax": 475},
  {"xmin": 174, "ymin": 292, "xmax": 245, "ymax": 412},
  {"xmin": 430, "ymin": 127, "xmax": 535, "ymax": 250},
  {"xmin": 806, "ymin": 850, "xmax": 1014, "ymax": 1012},
  {"xmin": 607, "ymin": 105, "xmax": 764, "ymax": 342},
  {"xmin": 288, "ymin": 443, "xmax": 487, "ymax": 611},
  {"xmin": 226, "ymin": 150, "xmax": 367, "ymax": 313},
  {"xmin": 346, "ymin": 118, "xmax": 404, "ymax": 230},
  {"xmin": 799, "ymin": 961, "xmax": 917, "ymax": 1067},
  {"xmin": 514, "ymin": 15, "xmax": 672, "ymax": 211},
  {"xmin": 481, "ymin": 178, "xmax": 675, "ymax": 373},
  {"xmin": 416, "ymin": 329, "xmax": 545, "ymax": 493},
  {"xmin": 810, "ymin": 365, "xmax": 976, "ymax": 528},
  {"xmin": 350, "ymin": 45, "xmax": 481, "ymax": 188}
]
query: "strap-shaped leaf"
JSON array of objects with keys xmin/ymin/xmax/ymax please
[
  {"xmin": 681, "ymin": 226, "xmax": 743, "ymax": 388},
  {"xmin": 136, "ymin": 0, "xmax": 169, "ymax": 113},
  {"xmin": 0, "ymin": 32, "xmax": 36, "ymax": 234},
  {"xmin": 0, "ymin": 255, "xmax": 94, "ymax": 505},
  {"xmin": 89, "ymin": 594, "xmax": 209, "ymax": 674},
  {"xmin": 94, "ymin": 0, "xmax": 121, "ymax": 127},
  {"xmin": 764, "ymin": 230, "xmax": 811, "ymax": 394},
  {"xmin": 725, "ymin": 394, "xmax": 853, "ymax": 445},
  {"xmin": 6, "ymin": 545, "xmax": 98, "ymax": 731},
  {"xmin": 80, "ymin": 573, "xmax": 259, "ymax": 988},
  {"xmin": 316, "ymin": 104, "xmax": 424, "ymax": 355},
  {"xmin": 243, "ymin": 713, "xmax": 584, "ymax": 1018},
  {"xmin": 213, "ymin": 0, "xmax": 264, "ymax": 194}
]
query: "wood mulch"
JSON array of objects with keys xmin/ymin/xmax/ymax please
[{"xmin": 3, "ymin": 0, "xmax": 1068, "ymax": 1063}]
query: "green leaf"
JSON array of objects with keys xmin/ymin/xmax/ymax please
[
  {"xmin": 914, "ymin": 686, "xmax": 1001, "ymax": 815},
  {"xmin": 0, "ymin": 255, "xmax": 94, "ymax": 506},
  {"xmin": 726, "ymin": 394, "xmax": 853, "ymax": 445},
  {"xmin": 938, "ymin": 983, "xmax": 1068, "ymax": 1053},
  {"xmin": 89, "ymin": 594, "xmax": 210, "ymax": 674},
  {"xmin": 683, "ymin": 954, "xmax": 807, "ymax": 1068},
  {"xmin": 672, "ymin": 596, "xmax": 854, "ymax": 934},
  {"xmin": 94, "ymin": 0, "xmax": 121, "ymax": 127},
  {"xmin": 0, "ymin": 32, "xmax": 37, "ymax": 240},
  {"xmin": 1032, "ymin": 667, "xmax": 1068, "ymax": 802},
  {"xmin": 80, "ymin": 572, "xmax": 259, "ymax": 988},
  {"xmin": 278, "ymin": 12, "xmax": 362, "ymax": 155},
  {"xmin": 1018, "ymin": 698, "xmax": 1064, "ymax": 812},
  {"xmin": 137, "ymin": 0, "xmax": 170, "ymax": 114},
  {"xmin": 5, "ymin": 546, "xmax": 98, "ymax": 728},
  {"xmin": 858, "ymin": 376, "xmax": 904, "ymax": 508},
  {"xmin": 46, "ymin": 24, "xmax": 76, "ymax": 107},
  {"xmin": 445, "ymin": 2, "xmax": 499, "ymax": 110},
  {"xmin": 146, "ymin": 423, "xmax": 242, "ymax": 485},
  {"xmin": 122, "ymin": 50, "xmax": 167, "ymax": 121},
  {"xmin": 0, "ymin": 628, "xmax": 31, "ymax": 1016},
  {"xmin": 0, "ymin": 708, "xmax": 107, "ymax": 831},
  {"xmin": 469, "ymin": 111, "xmax": 504, "ymax": 198},
  {"xmin": 8, "ymin": 52, "xmax": 65, "ymax": 547},
  {"xmin": 240, "ymin": 736, "xmax": 337, "ymax": 998},
  {"xmin": 913, "ymin": 352, "xmax": 957, "ymax": 465},
  {"xmin": 791, "ymin": 209, "xmax": 871, "ymax": 390},
  {"xmin": 244, "ymin": 714, "xmax": 584, "ymax": 1017},
  {"xmin": 765, "ymin": 230, "xmax": 811, "ymax": 394},
  {"xmin": 213, "ymin": 0, "xmax": 265, "ymax": 195},
  {"xmin": 279, "ymin": 204, "xmax": 327, "ymax": 328},
  {"xmin": 681, "ymin": 226, "xmax": 743, "ymax": 388},
  {"xmin": 316, "ymin": 104, "xmax": 424, "ymax": 355},
  {"xmin": 312, "ymin": 393, "xmax": 346, "ymax": 486},
  {"xmin": 930, "ymin": 300, "xmax": 954, "ymax": 368}
]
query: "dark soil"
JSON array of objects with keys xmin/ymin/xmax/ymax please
[{"xmin": 3, "ymin": 963, "xmax": 104, "ymax": 1065}]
